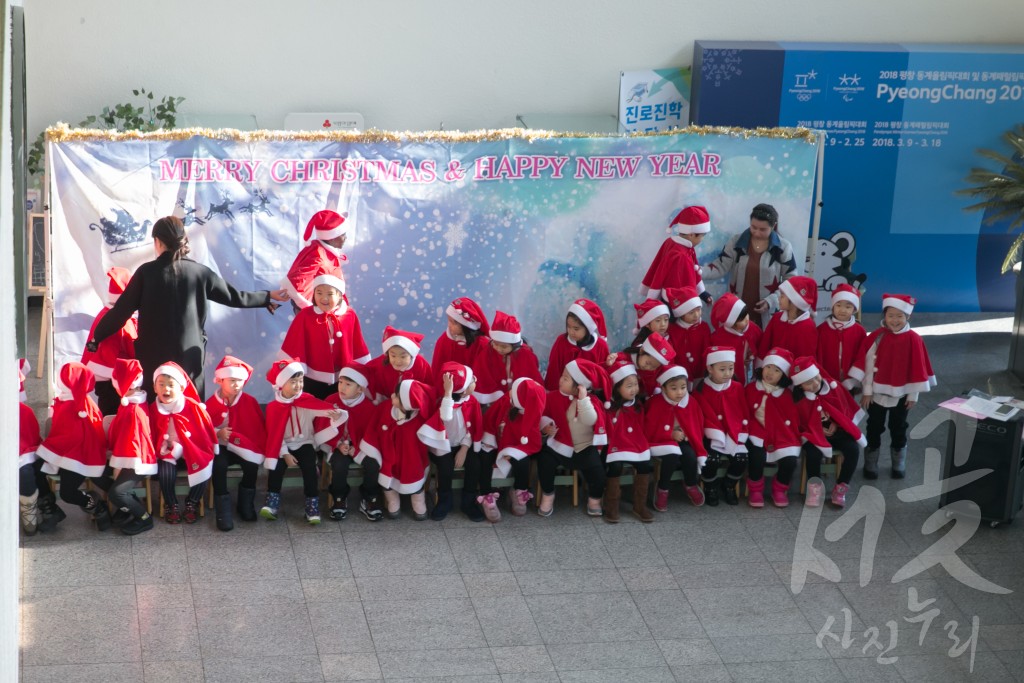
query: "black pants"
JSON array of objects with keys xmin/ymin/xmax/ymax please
[
  {"xmin": 700, "ymin": 447, "xmax": 748, "ymax": 483},
  {"xmin": 107, "ymin": 470, "xmax": 148, "ymax": 517},
  {"xmin": 267, "ymin": 444, "xmax": 319, "ymax": 497},
  {"xmin": 476, "ymin": 450, "xmax": 531, "ymax": 493},
  {"xmin": 94, "ymin": 380, "xmax": 120, "ymax": 417},
  {"xmin": 329, "ymin": 454, "xmax": 381, "ymax": 501},
  {"xmin": 803, "ymin": 431, "xmax": 860, "ymax": 485},
  {"xmin": 302, "ymin": 377, "xmax": 337, "ymax": 401},
  {"xmin": 158, "ymin": 459, "xmax": 208, "ymax": 506},
  {"xmin": 605, "ymin": 458, "xmax": 653, "ymax": 478},
  {"xmin": 653, "ymin": 443, "xmax": 699, "ymax": 489},
  {"xmin": 19, "ymin": 461, "xmax": 50, "ymax": 497},
  {"xmin": 212, "ymin": 447, "xmax": 259, "ymax": 495},
  {"xmin": 57, "ymin": 469, "xmax": 105, "ymax": 508},
  {"xmin": 537, "ymin": 445, "xmax": 606, "ymax": 498},
  {"xmin": 430, "ymin": 451, "xmax": 456, "ymax": 495},
  {"xmin": 867, "ymin": 397, "xmax": 909, "ymax": 449}
]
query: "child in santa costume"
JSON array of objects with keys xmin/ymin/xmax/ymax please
[
  {"xmin": 368, "ymin": 326, "xmax": 434, "ymax": 403},
  {"xmin": 105, "ymin": 359, "xmax": 157, "ymax": 535},
  {"xmin": 262, "ymin": 358, "xmax": 345, "ymax": 524},
  {"xmin": 36, "ymin": 362, "xmax": 111, "ymax": 530},
  {"xmin": 664, "ymin": 286, "xmax": 711, "ymax": 387},
  {"xmin": 280, "ymin": 266, "xmax": 371, "ymax": 399},
  {"xmin": 791, "ymin": 356, "xmax": 866, "ymax": 508},
  {"xmin": 640, "ymin": 205, "xmax": 712, "ymax": 302},
  {"xmin": 744, "ymin": 348, "xmax": 801, "ymax": 508},
  {"xmin": 709, "ymin": 293, "xmax": 762, "ymax": 384},
  {"xmin": 543, "ymin": 299, "xmax": 610, "ymax": 390},
  {"xmin": 816, "ymin": 284, "xmax": 867, "ymax": 392},
  {"xmin": 537, "ymin": 359, "xmax": 610, "ymax": 517},
  {"xmin": 643, "ymin": 364, "xmax": 707, "ymax": 512},
  {"xmin": 18, "ymin": 388, "xmax": 55, "ymax": 535},
  {"xmin": 424, "ymin": 362, "xmax": 483, "ymax": 521},
  {"xmin": 607, "ymin": 331, "xmax": 676, "ymax": 402},
  {"xmin": 361, "ymin": 379, "xmax": 445, "ymax": 520},
  {"xmin": 206, "ymin": 355, "xmax": 266, "ymax": 531},
  {"xmin": 695, "ymin": 347, "xmax": 751, "ymax": 506},
  {"xmin": 473, "ymin": 310, "xmax": 543, "ymax": 407},
  {"xmin": 431, "ymin": 297, "xmax": 490, "ymax": 383},
  {"xmin": 150, "ymin": 362, "xmax": 218, "ymax": 524},
  {"xmin": 317, "ymin": 363, "xmax": 384, "ymax": 522},
  {"xmin": 604, "ymin": 357, "xmax": 654, "ymax": 523},
  {"xmin": 848, "ymin": 294, "xmax": 936, "ymax": 479},
  {"xmin": 81, "ymin": 266, "xmax": 137, "ymax": 415},
  {"xmin": 631, "ymin": 298, "xmax": 672, "ymax": 344},
  {"xmin": 282, "ymin": 209, "xmax": 350, "ymax": 310},
  {"xmin": 757, "ymin": 275, "xmax": 819, "ymax": 362},
  {"xmin": 480, "ymin": 377, "xmax": 546, "ymax": 520}
]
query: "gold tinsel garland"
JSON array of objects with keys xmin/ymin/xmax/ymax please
[{"xmin": 45, "ymin": 122, "xmax": 818, "ymax": 145}]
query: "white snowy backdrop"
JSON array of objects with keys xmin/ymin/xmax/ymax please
[{"xmin": 49, "ymin": 130, "xmax": 819, "ymax": 402}]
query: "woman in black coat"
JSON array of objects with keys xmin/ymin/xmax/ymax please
[{"xmin": 88, "ymin": 215, "xmax": 288, "ymax": 399}]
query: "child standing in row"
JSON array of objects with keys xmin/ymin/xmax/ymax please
[
  {"xmin": 544, "ymin": 299, "xmax": 610, "ymax": 390},
  {"xmin": 710, "ymin": 294, "xmax": 761, "ymax": 384},
  {"xmin": 369, "ymin": 327, "xmax": 433, "ymax": 403},
  {"xmin": 473, "ymin": 311, "xmax": 542, "ymax": 406},
  {"xmin": 817, "ymin": 284, "xmax": 867, "ymax": 393},
  {"xmin": 758, "ymin": 276, "xmax": 819, "ymax": 361}
]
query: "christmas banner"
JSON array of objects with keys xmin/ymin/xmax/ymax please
[{"xmin": 48, "ymin": 127, "xmax": 820, "ymax": 401}]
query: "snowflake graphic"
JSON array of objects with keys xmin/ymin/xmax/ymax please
[
  {"xmin": 442, "ymin": 219, "xmax": 469, "ymax": 256},
  {"xmin": 701, "ymin": 49, "xmax": 744, "ymax": 88}
]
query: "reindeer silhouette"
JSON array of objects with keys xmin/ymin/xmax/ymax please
[
  {"xmin": 89, "ymin": 208, "xmax": 152, "ymax": 252},
  {"xmin": 240, "ymin": 189, "xmax": 273, "ymax": 217},
  {"xmin": 176, "ymin": 198, "xmax": 207, "ymax": 226},
  {"xmin": 204, "ymin": 191, "xmax": 235, "ymax": 222}
]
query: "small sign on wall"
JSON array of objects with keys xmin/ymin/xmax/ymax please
[
  {"xmin": 618, "ymin": 68, "xmax": 691, "ymax": 133},
  {"xmin": 283, "ymin": 113, "xmax": 365, "ymax": 131}
]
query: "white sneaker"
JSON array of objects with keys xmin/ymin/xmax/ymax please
[{"xmin": 805, "ymin": 479, "xmax": 825, "ymax": 507}]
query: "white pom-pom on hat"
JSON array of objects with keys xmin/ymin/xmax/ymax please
[{"xmin": 121, "ymin": 397, "xmax": 130, "ymax": 406}]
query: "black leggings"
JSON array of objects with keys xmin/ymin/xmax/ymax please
[
  {"xmin": 212, "ymin": 447, "xmax": 259, "ymax": 495},
  {"xmin": 430, "ymin": 451, "xmax": 456, "ymax": 494},
  {"xmin": 867, "ymin": 397, "xmax": 909, "ymax": 449},
  {"xmin": 57, "ymin": 469, "xmax": 103, "ymax": 508},
  {"xmin": 107, "ymin": 470, "xmax": 148, "ymax": 517},
  {"xmin": 605, "ymin": 459, "xmax": 653, "ymax": 478},
  {"xmin": 329, "ymin": 454, "xmax": 381, "ymax": 501},
  {"xmin": 653, "ymin": 443, "xmax": 699, "ymax": 488},
  {"xmin": 19, "ymin": 461, "xmax": 50, "ymax": 497},
  {"xmin": 158, "ymin": 460, "xmax": 208, "ymax": 506},
  {"xmin": 803, "ymin": 431, "xmax": 861, "ymax": 485},
  {"xmin": 267, "ymin": 443, "xmax": 319, "ymax": 497},
  {"xmin": 700, "ymin": 448, "xmax": 748, "ymax": 483},
  {"xmin": 476, "ymin": 450, "xmax": 532, "ymax": 493},
  {"xmin": 537, "ymin": 445, "xmax": 605, "ymax": 498}
]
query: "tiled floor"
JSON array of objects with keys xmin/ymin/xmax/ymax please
[{"xmin": 18, "ymin": 310, "xmax": 1024, "ymax": 682}]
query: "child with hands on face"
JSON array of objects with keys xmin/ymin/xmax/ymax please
[{"xmin": 428, "ymin": 363, "xmax": 482, "ymax": 521}]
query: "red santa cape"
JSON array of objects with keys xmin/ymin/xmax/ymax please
[
  {"xmin": 361, "ymin": 380, "xmax": 441, "ymax": 494},
  {"xmin": 847, "ymin": 324, "xmax": 937, "ymax": 397},
  {"xmin": 19, "ymin": 402, "xmax": 41, "ymax": 468},
  {"xmin": 666, "ymin": 320, "xmax": 711, "ymax": 383},
  {"xmin": 368, "ymin": 354, "xmax": 434, "ymax": 403},
  {"xmin": 473, "ymin": 341, "xmax": 543, "ymax": 405},
  {"xmin": 37, "ymin": 363, "xmax": 107, "ymax": 477},
  {"xmin": 150, "ymin": 396, "xmax": 218, "ymax": 486},
  {"xmin": 482, "ymin": 377, "xmax": 547, "ymax": 477},
  {"xmin": 695, "ymin": 377, "xmax": 750, "ymax": 456},
  {"xmin": 543, "ymin": 335, "xmax": 611, "ymax": 390},
  {"xmin": 797, "ymin": 379, "xmax": 868, "ymax": 459},
  {"xmin": 604, "ymin": 400, "xmax": 651, "ymax": 464},
  {"xmin": 108, "ymin": 394, "xmax": 158, "ymax": 475},
  {"xmin": 81, "ymin": 307, "xmax": 137, "ymax": 380},
  {"xmin": 540, "ymin": 390, "xmax": 609, "ymax": 457},
  {"xmin": 280, "ymin": 302, "xmax": 371, "ymax": 384},
  {"xmin": 744, "ymin": 381, "xmax": 801, "ymax": 462},
  {"xmin": 757, "ymin": 311, "xmax": 818, "ymax": 362},
  {"xmin": 315, "ymin": 391, "xmax": 377, "ymax": 463},
  {"xmin": 643, "ymin": 391, "xmax": 707, "ymax": 464},
  {"xmin": 641, "ymin": 236, "xmax": 706, "ymax": 299},
  {"xmin": 264, "ymin": 391, "xmax": 345, "ymax": 471},
  {"xmin": 206, "ymin": 391, "xmax": 267, "ymax": 466},
  {"xmin": 283, "ymin": 241, "xmax": 347, "ymax": 309}
]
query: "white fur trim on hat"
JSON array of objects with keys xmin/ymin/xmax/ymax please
[
  {"xmin": 154, "ymin": 364, "xmax": 187, "ymax": 388},
  {"xmin": 490, "ymin": 329, "xmax": 521, "ymax": 344},
  {"xmin": 790, "ymin": 362, "xmax": 820, "ymax": 386},
  {"xmin": 566, "ymin": 361, "xmax": 591, "ymax": 389},
  {"xmin": 568, "ymin": 301, "xmax": 598, "ymax": 337},
  {"xmin": 882, "ymin": 295, "xmax": 915, "ymax": 315},
  {"xmin": 311, "ymin": 273, "xmax": 346, "ymax": 295},
  {"xmin": 637, "ymin": 302, "xmax": 670, "ymax": 328},
  {"xmin": 641, "ymin": 337, "xmax": 670, "ymax": 365},
  {"xmin": 779, "ymin": 279, "xmax": 810, "ymax": 312},
  {"xmin": 446, "ymin": 303, "xmax": 481, "ymax": 330},
  {"xmin": 657, "ymin": 365, "xmax": 687, "ymax": 385},
  {"xmin": 724, "ymin": 298, "xmax": 746, "ymax": 327},
  {"xmin": 831, "ymin": 289, "xmax": 860, "ymax": 310},
  {"xmin": 762, "ymin": 353, "xmax": 792, "ymax": 376},
  {"xmin": 339, "ymin": 367, "xmax": 369, "ymax": 389},
  {"xmin": 382, "ymin": 334, "xmax": 421, "ymax": 359},
  {"xmin": 215, "ymin": 366, "xmax": 250, "ymax": 381},
  {"xmin": 275, "ymin": 361, "xmax": 306, "ymax": 389},
  {"xmin": 610, "ymin": 363, "xmax": 637, "ymax": 385},
  {"xmin": 706, "ymin": 348, "xmax": 735, "ymax": 366},
  {"xmin": 670, "ymin": 296, "xmax": 702, "ymax": 318},
  {"xmin": 510, "ymin": 378, "xmax": 528, "ymax": 409}
]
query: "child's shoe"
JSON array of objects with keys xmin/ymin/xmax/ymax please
[
  {"xmin": 214, "ymin": 494, "xmax": 233, "ymax": 531},
  {"xmin": 891, "ymin": 447, "xmax": 907, "ymax": 479},
  {"xmin": 19, "ymin": 493, "xmax": 39, "ymax": 536},
  {"xmin": 330, "ymin": 498, "xmax": 348, "ymax": 521},
  {"xmin": 586, "ymin": 497, "xmax": 603, "ymax": 517},
  {"xmin": 510, "ymin": 488, "xmax": 533, "ymax": 517},
  {"xmin": 121, "ymin": 513, "xmax": 154, "ymax": 536},
  {"xmin": 684, "ymin": 485, "xmax": 705, "ymax": 507},
  {"xmin": 111, "ymin": 507, "xmax": 132, "ymax": 528},
  {"xmin": 722, "ymin": 478, "xmax": 739, "ymax": 506},
  {"xmin": 747, "ymin": 477, "xmax": 765, "ymax": 508},
  {"xmin": 602, "ymin": 478, "xmax": 620, "ymax": 523},
  {"xmin": 383, "ymin": 489, "xmax": 401, "ymax": 519},
  {"xmin": 478, "ymin": 492, "xmax": 501, "ymax": 523},
  {"xmin": 86, "ymin": 493, "xmax": 112, "ymax": 531},
  {"xmin": 411, "ymin": 491, "xmax": 428, "ymax": 521},
  {"xmin": 236, "ymin": 486, "xmax": 258, "ymax": 522},
  {"xmin": 703, "ymin": 480, "xmax": 720, "ymax": 507},
  {"xmin": 183, "ymin": 500, "xmax": 200, "ymax": 524},
  {"xmin": 360, "ymin": 496, "xmax": 384, "ymax": 522},
  {"xmin": 654, "ymin": 487, "xmax": 670, "ymax": 512},
  {"xmin": 537, "ymin": 492, "xmax": 555, "ymax": 517},
  {"xmin": 461, "ymin": 491, "xmax": 485, "ymax": 522},
  {"xmin": 830, "ymin": 482, "xmax": 849, "ymax": 508},
  {"xmin": 431, "ymin": 490, "xmax": 453, "ymax": 521},
  {"xmin": 633, "ymin": 473, "xmax": 655, "ymax": 522},
  {"xmin": 259, "ymin": 492, "xmax": 281, "ymax": 521},
  {"xmin": 164, "ymin": 503, "xmax": 182, "ymax": 524},
  {"xmin": 770, "ymin": 478, "xmax": 790, "ymax": 508},
  {"xmin": 863, "ymin": 448, "xmax": 879, "ymax": 480},
  {"xmin": 304, "ymin": 496, "xmax": 321, "ymax": 525},
  {"xmin": 36, "ymin": 491, "xmax": 66, "ymax": 532},
  {"xmin": 804, "ymin": 479, "xmax": 825, "ymax": 507}
]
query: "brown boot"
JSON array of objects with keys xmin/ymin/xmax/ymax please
[
  {"xmin": 632, "ymin": 473, "xmax": 654, "ymax": 523},
  {"xmin": 603, "ymin": 477, "xmax": 621, "ymax": 524}
]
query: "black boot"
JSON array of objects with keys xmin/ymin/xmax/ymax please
[
  {"xmin": 236, "ymin": 486, "xmax": 257, "ymax": 522},
  {"xmin": 703, "ymin": 480, "xmax": 720, "ymax": 507},
  {"xmin": 120, "ymin": 513, "xmax": 154, "ymax": 536},
  {"xmin": 215, "ymin": 494, "xmax": 234, "ymax": 531},
  {"xmin": 431, "ymin": 490, "xmax": 454, "ymax": 521},
  {"xmin": 111, "ymin": 507, "xmax": 132, "ymax": 528},
  {"xmin": 36, "ymin": 491, "xmax": 66, "ymax": 532},
  {"xmin": 85, "ymin": 493, "xmax": 112, "ymax": 531},
  {"xmin": 722, "ymin": 478, "xmax": 739, "ymax": 506},
  {"xmin": 460, "ymin": 490, "xmax": 485, "ymax": 522}
]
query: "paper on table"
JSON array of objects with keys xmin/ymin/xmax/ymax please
[{"xmin": 962, "ymin": 395, "xmax": 1001, "ymax": 417}]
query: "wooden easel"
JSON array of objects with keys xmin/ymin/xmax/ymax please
[{"xmin": 26, "ymin": 211, "xmax": 49, "ymax": 378}]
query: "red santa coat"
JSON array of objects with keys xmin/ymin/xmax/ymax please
[
  {"xmin": 81, "ymin": 307, "xmax": 137, "ymax": 380},
  {"xmin": 604, "ymin": 401, "xmax": 650, "ymax": 464},
  {"xmin": 797, "ymin": 380, "xmax": 868, "ymax": 459},
  {"xmin": 744, "ymin": 381, "xmax": 801, "ymax": 462},
  {"xmin": 368, "ymin": 354, "xmax": 434, "ymax": 403},
  {"xmin": 666, "ymin": 320, "xmax": 711, "ymax": 382},
  {"xmin": 360, "ymin": 403, "xmax": 435, "ymax": 494},
  {"xmin": 481, "ymin": 379, "xmax": 547, "ymax": 477},
  {"xmin": 758, "ymin": 311, "xmax": 818, "ymax": 362},
  {"xmin": 540, "ymin": 391, "xmax": 608, "ymax": 457},
  {"xmin": 641, "ymin": 236, "xmax": 706, "ymax": 298},
  {"xmin": 264, "ymin": 392, "xmax": 344, "ymax": 471},
  {"xmin": 150, "ymin": 397, "xmax": 218, "ymax": 486},
  {"xmin": 423, "ymin": 395, "xmax": 483, "ymax": 454},
  {"xmin": 543, "ymin": 335, "xmax": 611, "ymax": 390},
  {"xmin": 473, "ymin": 343, "xmax": 543, "ymax": 405},
  {"xmin": 206, "ymin": 391, "xmax": 267, "ymax": 466},
  {"xmin": 848, "ymin": 325, "xmax": 937, "ymax": 398},
  {"xmin": 695, "ymin": 378, "xmax": 750, "ymax": 456},
  {"xmin": 37, "ymin": 396, "xmax": 108, "ymax": 478},
  {"xmin": 643, "ymin": 392, "xmax": 707, "ymax": 463},
  {"xmin": 709, "ymin": 323, "xmax": 762, "ymax": 384},
  {"xmin": 430, "ymin": 332, "xmax": 488, "ymax": 383},
  {"xmin": 280, "ymin": 303, "xmax": 371, "ymax": 385},
  {"xmin": 284, "ymin": 241, "xmax": 346, "ymax": 309},
  {"xmin": 19, "ymin": 402, "xmax": 41, "ymax": 468},
  {"xmin": 816, "ymin": 317, "xmax": 868, "ymax": 388},
  {"xmin": 315, "ymin": 392, "xmax": 377, "ymax": 464},
  {"xmin": 108, "ymin": 395, "xmax": 158, "ymax": 475}
]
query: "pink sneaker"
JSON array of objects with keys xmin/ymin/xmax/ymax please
[
  {"xmin": 831, "ymin": 482, "xmax": 849, "ymax": 508},
  {"xmin": 685, "ymin": 485, "xmax": 705, "ymax": 507},
  {"xmin": 654, "ymin": 488, "xmax": 669, "ymax": 512},
  {"xmin": 510, "ymin": 488, "xmax": 533, "ymax": 516},
  {"xmin": 805, "ymin": 480, "xmax": 824, "ymax": 507},
  {"xmin": 477, "ymin": 492, "xmax": 502, "ymax": 523}
]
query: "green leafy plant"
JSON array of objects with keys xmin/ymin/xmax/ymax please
[
  {"xmin": 958, "ymin": 124, "xmax": 1024, "ymax": 274},
  {"xmin": 27, "ymin": 88, "xmax": 185, "ymax": 177}
]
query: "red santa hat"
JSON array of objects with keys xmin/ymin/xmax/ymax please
[
  {"xmin": 670, "ymin": 205, "xmax": 711, "ymax": 235},
  {"xmin": 18, "ymin": 358, "xmax": 29, "ymax": 401},
  {"xmin": 106, "ymin": 266, "xmax": 132, "ymax": 306},
  {"xmin": 657, "ymin": 363, "xmax": 688, "ymax": 386},
  {"xmin": 382, "ymin": 326, "xmax": 424, "ymax": 359},
  {"xmin": 112, "ymin": 358, "xmax": 145, "ymax": 403},
  {"xmin": 153, "ymin": 361, "xmax": 203, "ymax": 404},
  {"xmin": 490, "ymin": 310, "xmax": 522, "ymax": 345},
  {"xmin": 665, "ymin": 286, "xmax": 702, "ymax": 318},
  {"xmin": 705, "ymin": 345, "xmax": 736, "ymax": 367},
  {"xmin": 310, "ymin": 265, "xmax": 346, "ymax": 297},
  {"xmin": 565, "ymin": 359, "xmax": 613, "ymax": 407},
  {"xmin": 339, "ymin": 362, "xmax": 371, "ymax": 389},
  {"xmin": 441, "ymin": 361, "xmax": 475, "ymax": 395},
  {"xmin": 761, "ymin": 347, "xmax": 794, "ymax": 376},
  {"xmin": 711, "ymin": 293, "xmax": 746, "ymax": 329},
  {"xmin": 779, "ymin": 276, "xmax": 818, "ymax": 312},
  {"xmin": 398, "ymin": 379, "xmax": 435, "ymax": 414},
  {"xmin": 634, "ymin": 299, "xmax": 670, "ymax": 331},
  {"xmin": 266, "ymin": 357, "xmax": 307, "ymax": 391},
  {"xmin": 568, "ymin": 299, "xmax": 607, "ymax": 339},
  {"xmin": 608, "ymin": 355, "xmax": 638, "ymax": 385},
  {"xmin": 446, "ymin": 297, "xmax": 490, "ymax": 335},
  {"xmin": 882, "ymin": 293, "xmax": 916, "ymax": 316},
  {"xmin": 790, "ymin": 356, "xmax": 822, "ymax": 386},
  {"xmin": 303, "ymin": 210, "xmax": 348, "ymax": 242},
  {"xmin": 641, "ymin": 332, "xmax": 676, "ymax": 366},
  {"xmin": 510, "ymin": 377, "xmax": 546, "ymax": 415},
  {"xmin": 214, "ymin": 355, "xmax": 253, "ymax": 383},
  {"xmin": 59, "ymin": 361, "xmax": 96, "ymax": 419},
  {"xmin": 831, "ymin": 284, "xmax": 861, "ymax": 311}
]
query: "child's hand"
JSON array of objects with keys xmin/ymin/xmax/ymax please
[
  {"xmin": 860, "ymin": 394, "xmax": 873, "ymax": 410},
  {"xmin": 823, "ymin": 422, "xmax": 838, "ymax": 437},
  {"xmin": 672, "ymin": 427, "xmax": 685, "ymax": 442},
  {"xmin": 576, "ymin": 385, "xmax": 587, "ymax": 401},
  {"xmin": 541, "ymin": 424, "xmax": 557, "ymax": 437},
  {"xmin": 605, "ymin": 353, "xmax": 617, "ymax": 367},
  {"xmin": 443, "ymin": 372, "xmax": 454, "ymax": 397},
  {"xmin": 284, "ymin": 453, "xmax": 298, "ymax": 467},
  {"xmin": 217, "ymin": 426, "xmax": 232, "ymax": 443},
  {"xmin": 906, "ymin": 400, "xmax": 916, "ymax": 410},
  {"xmin": 327, "ymin": 409, "xmax": 344, "ymax": 421},
  {"xmin": 455, "ymin": 444, "xmax": 469, "ymax": 469}
]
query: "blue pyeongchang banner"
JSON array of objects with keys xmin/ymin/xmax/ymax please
[
  {"xmin": 692, "ymin": 41, "xmax": 1024, "ymax": 312},
  {"xmin": 49, "ymin": 128, "xmax": 818, "ymax": 401}
]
